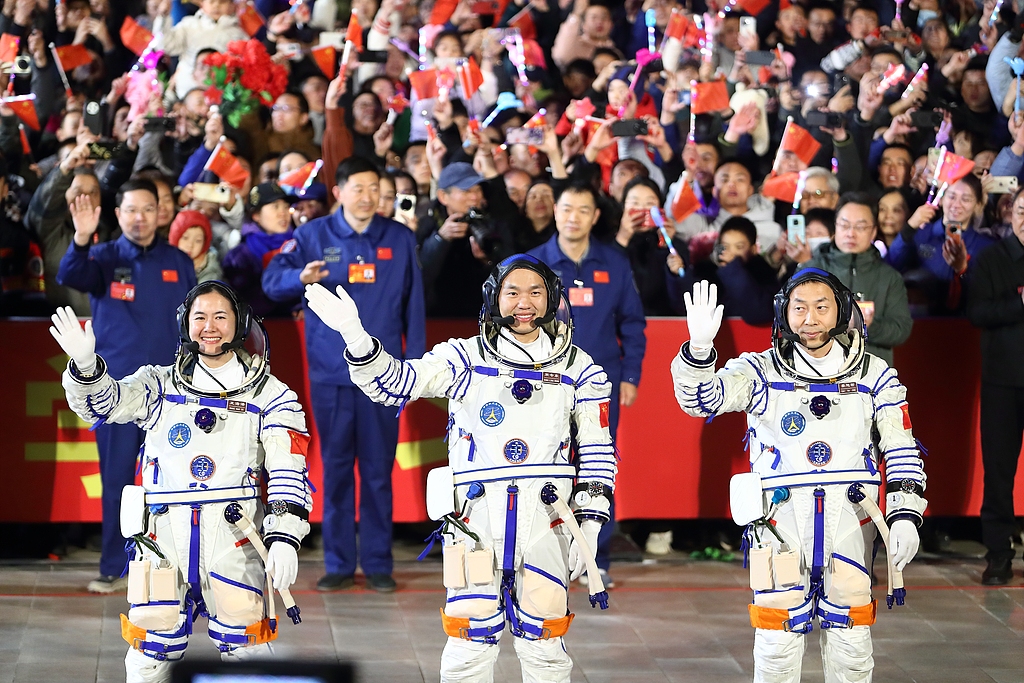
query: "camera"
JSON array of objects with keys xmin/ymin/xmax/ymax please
[
  {"xmin": 805, "ymin": 110, "xmax": 844, "ymax": 128},
  {"xmin": 610, "ymin": 119, "xmax": 649, "ymax": 137},
  {"xmin": 4, "ymin": 55, "xmax": 31, "ymax": 75},
  {"xmin": 143, "ymin": 117, "xmax": 176, "ymax": 133},
  {"xmin": 396, "ymin": 194, "xmax": 415, "ymax": 212},
  {"xmin": 461, "ymin": 208, "xmax": 503, "ymax": 260}
]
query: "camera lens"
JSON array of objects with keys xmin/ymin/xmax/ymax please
[{"xmin": 398, "ymin": 198, "xmax": 414, "ymax": 211}]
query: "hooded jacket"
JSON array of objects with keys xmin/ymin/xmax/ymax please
[{"xmin": 800, "ymin": 242, "xmax": 913, "ymax": 366}]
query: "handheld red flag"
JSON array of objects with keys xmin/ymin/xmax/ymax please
[
  {"xmin": 55, "ymin": 44, "xmax": 92, "ymax": 71},
  {"xmin": 0, "ymin": 34, "xmax": 19, "ymax": 64},
  {"xmin": 236, "ymin": 2, "xmax": 266, "ymax": 37},
  {"xmin": 664, "ymin": 10, "xmax": 688, "ymax": 40},
  {"xmin": 430, "ymin": 0, "xmax": 460, "ymax": 25},
  {"xmin": 737, "ymin": 0, "xmax": 771, "ymax": 15},
  {"xmin": 345, "ymin": 14, "xmax": 363, "ymax": 50},
  {"xmin": 690, "ymin": 80, "xmax": 730, "ymax": 115},
  {"xmin": 311, "ymin": 45, "xmax": 336, "ymax": 78},
  {"xmin": 761, "ymin": 172, "xmax": 801, "ymax": 203},
  {"xmin": 935, "ymin": 152, "xmax": 975, "ymax": 185},
  {"xmin": 279, "ymin": 160, "xmax": 322, "ymax": 193},
  {"xmin": 409, "ymin": 68, "xmax": 439, "ymax": 100},
  {"xmin": 19, "ymin": 124, "xmax": 30, "ymax": 156},
  {"xmin": 779, "ymin": 120, "xmax": 821, "ymax": 166},
  {"xmin": 120, "ymin": 16, "xmax": 154, "ymax": 57},
  {"xmin": 4, "ymin": 95, "xmax": 39, "ymax": 131},
  {"xmin": 203, "ymin": 139, "xmax": 249, "ymax": 190},
  {"xmin": 670, "ymin": 175, "xmax": 702, "ymax": 222},
  {"xmin": 457, "ymin": 57, "xmax": 484, "ymax": 99},
  {"xmin": 508, "ymin": 11, "xmax": 537, "ymax": 41}
]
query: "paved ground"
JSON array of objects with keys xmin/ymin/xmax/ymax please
[{"xmin": 1, "ymin": 541, "xmax": 1022, "ymax": 683}]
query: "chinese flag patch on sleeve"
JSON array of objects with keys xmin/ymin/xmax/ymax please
[
  {"xmin": 288, "ymin": 430, "xmax": 311, "ymax": 456},
  {"xmin": 599, "ymin": 401, "xmax": 610, "ymax": 428},
  {"xmin": 900, "ymin": 404, "xmax": 912, "ymax": 430}
]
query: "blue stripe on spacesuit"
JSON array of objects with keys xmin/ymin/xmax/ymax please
[
  {"xmin": 162, "ymin": 394, "xmax": 261, "ymax": 414},
  {"xmin": 810, "ymin": 489, "xmax": 825, "ymax": 590},
  {"xmin": 874, "ymin": 401, "xmax": 907, "ymax": 412},
  {"xmin": 524, "ymin": 563, "xmax": 565, "ymax": 587},
  {"xmin": 446, "ymin": 593, "xmax": 496, "ymax": 602},
  {"xmin": 503, "ymin": 486, "xmax": 518, "ymax": 574},
  {"xmin": 832, "ymin": 553, "xmax": 869, "ymax": 575},
  {"xmin": 872, "ymin": 368, "xmax": 900, "ymax": 394},
  {"xmin": 473, "ymin": 366, "xmax": 577, "ymax": 387},
  {"xmin": 210, "ymin": 572, "xmax": 264, "ymax": 595},
  {"xmin": 769, "ymin": 382, "xmax": 872, "ymax": 394}
]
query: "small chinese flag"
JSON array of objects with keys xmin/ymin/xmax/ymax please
[
  {"xmin": 780, "ymin": 121, "xmax": 821, "ymax": 166},
  {"xmin": 19, "ymin": 125, "xmax": 30, "ymax": 155},
  {"xmin": 409, "ymin": 68, "xmax": 439, "ymax": 100},
  {"xmin": 508, "ymin": 11, "xmax": 537, "ymax": 41},
  {"xmin": 670, "ymin": 178, "xmax": 702, "ymax": 222},
  {"xmin": 664, "ymin": 10, "xmax": 687, "ymax": 40},
  {"xmin": 936, "ymin": 152, "xmax": 975, "ymax": 185},
  {"xmin": 311, "ymin": 44, "xmax": 336, "ymax": 78},
  {"xmin": 430, "ymin": 0, "xmax": 459, "ymax": 25},
  {"xmin": 120, "ymin": 16, "xmax": 153, "ymax": 57},
  {"xmin": 524, "ymin": 110, "xmax": 546, "ymax": 128},
  {"xmin": 690, "ymin": 80, "xmax": 731, "ymax": 115},
  {"xmin": 345, "ymin": 13, "xmax": 363, "ymax": 50},
  {"xmin": 5, "ymin": 95, "xmax": 39, "ymax": 131},
  {"xmin": 204, "ymin": 141, "xmax": 249, "ymax": 190},
  {"xmin": 457, "ymin": 57, "xmax": 484, "ymax": 99},
  {"xmin": 0, "ymin": 34, "xmax": 18, "ymax": 63},
  {"xmin": 761, "ymin": 172, "xmax": 800, "ymax": 203},
  {"xmin": 236, "ymin": 1, "xmax": 265, "ymax": 37},
  {"xmin": 279, "ymin": 160, "xmax": 321, "ymax": 192},
  {"xmin": 737, "ymin": 0, "xmax": 771, "ymax": 15},
  {"xmin": 55, "ymin": 44, "xmax": 92, "ymax": 71}
]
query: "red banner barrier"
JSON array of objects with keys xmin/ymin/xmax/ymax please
[{"xmin": 2, "ymin": 318, "xmax": 1021, "ymax": 523}]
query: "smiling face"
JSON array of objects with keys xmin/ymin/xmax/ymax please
[
  {"xmin": 940, "ymin": 179, "xmax": 979, "ymax": 226},
  {"xmin": 189, "ymin": 290, "xmax": 236, "ymax": 357},
  {"xmin": 498, "ymin": 268, "xmax": 547, "ymax": 341},
  {"xmin": 879, "ymin": 147, "xmax": 913, "ymax": 189},
  {"xmin": 787, "ymin": 281, "xmax": 839, "ymax": 353},
  {"xmin": 255, "ymin": 199, "xmax": 292, "ymax": 235}
]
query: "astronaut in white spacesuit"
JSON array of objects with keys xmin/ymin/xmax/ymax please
[
  {"xmin": 671, "ymin": 270, "xmax": 927, "ymax": 683},
  {"xmin": 304, "ymin": 253, "xmax": 616, "ymax": 683},
  {"xmin": 50, "ymin": 281, "xmax": 312, "ymax": 683}
]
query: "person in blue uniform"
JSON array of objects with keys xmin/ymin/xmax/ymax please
[
  {"xmin": 262, "ymin": 156, "xmax": 426, "ymax": 592},
  {"xmin": 528, "ymin": 183, "xmax": 646, "ymax": 587},
  {"xmin": 57, "ymin": 178, "xmax": 197, "ymax": 593}
]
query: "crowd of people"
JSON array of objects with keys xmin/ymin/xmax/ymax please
[{"xmin": 3, "ymin": 0, "xmax": 1024, "ymax": 589}]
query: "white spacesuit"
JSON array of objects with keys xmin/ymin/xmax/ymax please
[
  {"xmin": 670, "ymin": 272, "xmax": 927, "ymax": 683},
  {"xmin": 304, "ymin": 254, "xmax": 616, "ymax": 683},
  {"xmin": 51, "ymin": 283, "xmax": 312, "ymax": 683}
]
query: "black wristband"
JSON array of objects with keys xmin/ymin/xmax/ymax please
[{"xmin": 885, "ymin": 479, "xmax": 924, "ymax": 497}]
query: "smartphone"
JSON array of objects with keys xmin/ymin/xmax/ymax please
[
  {"xmin": 945, "ymin": 220, "xmax": 964, "ymax": 236},
  {"xmin": 505, "ymin": 127, "xmax": 545, "ymax": 145},
  {"xmin": 84, "ymin": 100, "xmax": 106, "ymax": 136},
  {"xmin": 629, "ymin": 208, "xmax": 656, "ymax": 229},
  {"xmin": 787, "ymin": 214, "xmax": 806, "ymax": 244},
  {"xmin": 192, "ymin": 182, "xmax": 232, "ymax": 204},
  {"xmin": 395, "ymin": 193, "xmax": 416, "ymax": 225},
  {"xmin": 740, "ymin": 16, "xmax": 757, "ymax": 39},
  {"xmin": 988, "ymin": 176, "xmax": 1019, "ymax": 194},
  {"xmin": 805, "ymin": 110, "xmax": 843, "ymax": 128},
  {"xmin": 358, "ymin": 49, "xmax": 388, "ymax": 63},
  {"xmin": 610, "ymin": 119, "xmax": 649, "ymax": 137},
  {"xmin": 277, "ymin": 41, "xmax": 302, "ymax": 59},
  {"xmin": 833, "ymin": 73, "xmax": 850, "ymax": 95},
  {"xmin": 318, "ymin": 31, "xmax": 346, "ymax": 49},
  {"xmin": 745, "ymin": 50, "xmax": 776, "ymax": 66},
  {"xmin": 881, "ymin": 28, "xmax": 910, "ymax": 41},
  {"xmin": 87, "ymin": 141, "xmax": 124, "ymax": 160},
  {"xmin": 909, "ymin": 110, "xmax": 943, "ymax": 128},
  {"xmin": 143, "ymin": 117, "xmax": 175, "ymax": 133}
]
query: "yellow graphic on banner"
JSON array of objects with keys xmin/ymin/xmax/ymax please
[
  {"xmin": 81, "ymin": 473, "xmax": 102, "ymax": 498},
  {"xmin": 25, "ymin": 442, "xmax": 99, "ymax": 462},
  {"xmin": 396, "ymin": 438, "xmax": 448, "ymax": 470}
]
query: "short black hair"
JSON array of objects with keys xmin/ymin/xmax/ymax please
[
  {"xmin": 565, "ymin": 59, "xmax": 597, "ymax": 79},
  {"xmin": 133, "ymin": 169, "xmax": 173, "ymax": 191},
  {"xmin": 276, "ymin": 149, "xmax": 311, "ymax": 176},
  {"xmin": 719, "ymin": 216, "xmax": 757, "ymax": 245},
  {"xmin": 116, "ymin": 178, "xmax": 159, "ymax": 207},
  {"xmin": 621, "ymin": 176, "xmax": 663, "ymax": 206},
  {"xmin": 953, "ymin": 171, "xmax": 983, "ymax": 203},
  {"xmin": 593, "ymin": 47, "xmax": 623, "ymax": 62},
  {"xmin": 335, "ymin": 156, "xmax": 381, "ymax": 187},
  {"xmin": 851, "ymin": 4, "xmax": 878, "ymax": 16},
  {"xmin": 804, "ymin": 207, "xmax": 836, "ymax": 236},
  {"xmin": 965, "ymin": 55, "xmax": 988, "ymax": 73},
  {"xmin": 432, "ymin": 30, "xmax": 463, "ymax": 52},
  {"xmin": 392, "ymin": 170, "xmax": 418, "ymax": 197},
  {"xmin": 280, "ymin": 90, "xmax": 310, "ymax": 115},
  {"xmin": 557, "ymin": 182, "xmax": 599, "ymax": 207},
  {"xmin": 834, "ymin": 191, "xmax": 877, "ymax": 226}
]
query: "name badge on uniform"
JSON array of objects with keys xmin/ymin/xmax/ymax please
[
  {"xmin": 324, "ymin": 246, "xmax": 342, "ymax": 263},
  {"xmin": 111, "ymin": 282, "xmax": 136, "ymax": 301},
  {"xmin": 349, "ymin": 263, "xmax": 376, "ymax": 283},
  {"xmin": 569, "ymin": 287, "xmax": 594, "ymax": 307},
  {"xmin": 162, "ymin": 270, "xmax": 179, "ymax": 282}
]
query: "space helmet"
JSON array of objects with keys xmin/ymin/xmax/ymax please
[
  {"xmin": 771, "ymin": 267, "xmax": 866, "ymax": 382},
  {"xmin": 173, "ymin": 281, "xmax": 270, "ymax": 397},
  {"xmin": 479, "ymin": 254, "xmax": 573, "ymax": 369}
]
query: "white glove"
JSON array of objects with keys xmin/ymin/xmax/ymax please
[
  {"xmin": 567, "ymin": 520, "xmax": 601, "ymax": 581},
  {"xmin": 49, "ymin": 306, "xmax": 97, "ymax": 375},
  {"xmin": 303, "ymin": 283, "xmax": 373, "ymax": 356},
  {"xmin": 683, "ymin": 280, "xmax": 724, "ymax": 352},
  {"xmin": 265, "ymin": 542, "xmax": 298, "ymax": 591},
  {"xmin": 889, "ymin": 519, "xmax": 920, "ymax": 572}
]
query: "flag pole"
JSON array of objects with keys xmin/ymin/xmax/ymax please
[
  {"xmin": 48, "ymin": 43, "xmax": 73, "ymax": 99},
  {"xmin": 773, "ymin": 116, "xmax": 793, "ymax": 174}
]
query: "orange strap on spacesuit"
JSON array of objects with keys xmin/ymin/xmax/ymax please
[
  {"xmin": 748, "ymin": 600, "xmax": 876, "ymax": 630},
  {"xmin": 440, "ymin": 608, "xmax": 575, "ymax": 640}
]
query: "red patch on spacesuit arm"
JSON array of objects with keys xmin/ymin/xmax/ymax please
[
  {"xmin": 288, "ymin": 430, "xmax": 311, "ymax": 456},
  {"xmin": 900, "ymin": 404, "xmax": 912, "ymax": 430},
  {"xmin": 599, "ymin": 401, "xmax": 610, "ymax": 428}
]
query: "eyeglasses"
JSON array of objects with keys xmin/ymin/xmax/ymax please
[
  {"xmin": 271, "ymin": 105, "xmax": 298, "ymax": 113},
  {"xmin": 835, "ymin": 219, "xmax": 874, "ymax": 233},
  {"xmin": 802, "ymin": 189, "xmax": 835, "ymax": 200}
]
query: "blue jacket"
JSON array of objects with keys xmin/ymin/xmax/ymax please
[
  {"xmin": 56, "ymin": 235, "xmax": 197, "ymax": 380},
  {"xmin": 886, "ymin": 220, "xmax": 996, "ymax": 282},
  {"xmin": 262, "ymin": 210, "xmax": 426, "ymax": 386},
  {"xmin": 528, "ymin": 235, "xmax": 646, "ymax": 386}
]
